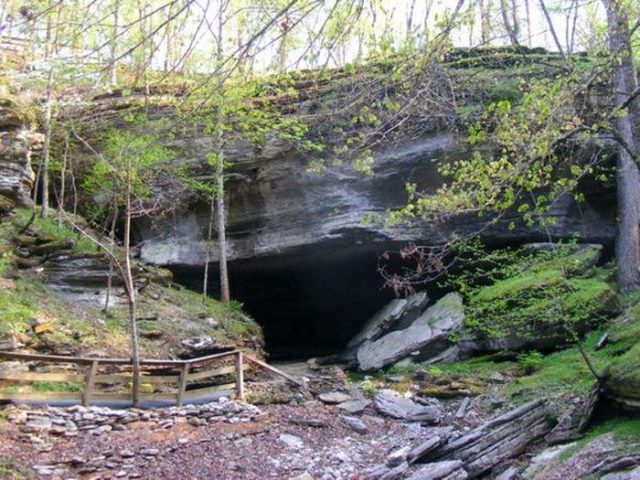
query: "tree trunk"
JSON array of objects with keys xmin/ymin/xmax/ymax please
[
  {"xmin": 215, "ymin": 2, "xmax": 230, "ymax": 304},
  {"xmin": 124, "ymin": 164, "xmax": 140, "ymax": 406},
  {"xmin": 202, "ymin": 193, "xmax": 215, "ymax": 304},
  {"xmin": 216, "ymin": 137, "xmax": 230, "ymax": 303},
  {"xmin": 57, "ymin": 133, "xmax": 69, "ymax": 226},
  {"xmin": 500, "ymin": 0, "xmax": 519, "ymax": 45},
  {"xmin": 524, "ymin": 0, "xmax": 532, "ymax": 46},
  {"xmin": 480, "ymin": 0, "xmax": 492, "ymax": 44},
  {"xmin": 40, "ymin": 69, "xmax": 54, "ymax": 218},
  {"xmin": 539, "ymin": 0, "xmax": 564, "ymax": 57},
  {"xmin": 104, "ymin": 204, "xmax": 118, "ymax": 313},
  {"xmin": 604, "ymin": 0, "xmax": 640, "ymax": 292},
  {"xmin": 109, "ymin": 0, "xmax": 120, "ymax": 86}
]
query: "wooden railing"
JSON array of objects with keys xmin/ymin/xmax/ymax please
[{"xmin": 0, "ymin": 350, "xmax": 302, "ymax": 407}]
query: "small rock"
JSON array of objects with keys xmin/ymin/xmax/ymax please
[
  {"xmin": 318, "ymin": 391, "xmax": 352, "ymax": 404},
  {"xmin": 279, "ymin": 433, "xmax": 304, "ymax": 450},
  {"xmin": 341, "ymin": 415, "xmax": 368, "ymax": 435},
  {"xmin": 362, "ymin": 414, "xmax": 385, "ymax": 425},
  {"xmin": 495, "ymin": 466, "xmax": 521, "ymax": 480},
  {"xmin": 205, "ymin": 317, "xmax": 219, "ymax": 327},
  {"xmin": 180, "ymin": 335, "xmax": 217, "ymax": 356},
  {"xmin": 334, "ymin": 451, "xmax": 351, "ymax": 463},
  {"xmin": 386, "ymin": 446, "xmax": 410, "ymax": 467},
  {"xmin": 23, "ymin": 416, "xmax": 52, "ymax": 432},
  {"xmin": 374, "ymin": 390, "xmax": 441, "ymax": 423},
  {"xmin": 119, "ymin": 449, "xmax": 135, "ymax": 459},
  {"xmin": 413, "ymin": 368, "xmax": 427, "ymax": 381},
  {"xmin": 487, "ymin": 372, "xmax": 507, "ymax": 384},
  {"xmin": 289, "ymin": 473, "xmax": 314, "ymax": 480},
  {"xmin": 235, "ymin": 437, "xmax": 253, "ymax": 447},
  {"xmin": 337, "ymin": 399, "xmax": 371, "ymax": 414}
]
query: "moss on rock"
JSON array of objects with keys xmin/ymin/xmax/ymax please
[
  {"xmin": 604, "ymin": 292, "xmax": 640, "ymax": 409},
  {"xmin": 462, "ymin": 244, "xmax": 618, "ymax": 352}
]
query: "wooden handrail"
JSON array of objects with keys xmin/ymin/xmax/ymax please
[
  {"xmin": 0, "ymin": 349, "xmax": 303, "ymax": 407},
  {"xmin": 0, "ymin": 349, "xmax": 238, "ymax": 366},
  {"xmin": 244, "ymin": 355, "xmax": 303, "ymax": 387}
]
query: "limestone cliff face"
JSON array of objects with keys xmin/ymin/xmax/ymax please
[
  {"xmin": 0, "ymin": 101, "xmax": 40, "ymax": 209},
  {"xmin": 137, "ymin": 131, "xmax": 615, "ymax": 269}
]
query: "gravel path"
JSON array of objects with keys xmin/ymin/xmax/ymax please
[{"xmin": 0, "ymin": 402, "xmax": 415, "ymax": 479}]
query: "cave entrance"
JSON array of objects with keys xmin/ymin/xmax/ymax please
[{"xmin": 171, "ymin": 244, "xmax": 395, "ymax": 360}]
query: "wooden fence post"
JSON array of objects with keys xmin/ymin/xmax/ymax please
[
  {"xmin": 82, "ymin": 360, "xmax": 98, "ymax": 406},
  {"xmin": 235, "ymin": 352, "xmax": 245, "ymax": 401},
  {"xmin": 176, "ymin": 363, "xmax": 189, "ymax": 407}
]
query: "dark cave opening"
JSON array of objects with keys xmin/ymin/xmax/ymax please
[{"xmin": 170, "ymin": 243, "xmax": 396, "ymax": 360}]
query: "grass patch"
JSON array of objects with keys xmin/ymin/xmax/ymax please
[
  {"xmin": 559, "ymin": 417, "xmax": 640, "ymax": 463},
  {"xmin": 0, "ymin": 207, "xmax": 263, "ymax": 362},
  {"xmin": 433, "ymin": 354, "xmax": 515, "ymax": 379},
  {"xmin": 31, "ymin": 380, "xmax": 83, "ymax": 393},
  {"xmin": 463, "ymin": 245, "xmax": 617, "ymax": 342},
  {"xmin": 507, "ymin": 331, "xmax": 610, "ymax": 401}
]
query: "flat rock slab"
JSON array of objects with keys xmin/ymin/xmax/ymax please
[
  {"xmin": 348, "ymin": 299, "xmax": 408, "ymax": 348},
  {"xmin": 337, "ymin": 399, "xmax": 371, "ymax": 414},
  {"xmin": 408, "ymin": 436, "xmax": 442, "ymax": 464},
  {"xmin": 341, "ymin": 415, "xmax": 368, "ymax": 435},
  {"xmin": 318, "ymin": 392, "xmax": 352, "ymax": 404},
  {"xmin": 495, "ymin": 466, "xmax": 520, "ymax": 480},
  {"xmin": 374, "ymin": 390, "xmax": 441, "ymax": 424},
  {"xmin": 602, "ymin": 466, "xmax": 640, "ymax": 480},
  {"xmin": 406, "ymin": 460, "xmax": 467, "ymax": 480},
  {"xmin": 357, "ymin": 293, "xmax": 464, "ymax": 371}
]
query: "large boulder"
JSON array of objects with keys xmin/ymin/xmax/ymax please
[
  {"xmin": 356, "ymin": 293, "xmax": 464, "ymax": 371},
  {"xmin": 347, "ymin": 291, "xmax": 428, "ymax": 349}
]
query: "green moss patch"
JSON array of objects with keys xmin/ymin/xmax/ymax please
[
  {"xmin": 10, "ymin": 208, "xmax": 97, "ymax": 255},
  {"xmin": 507, "ymin": 331, "xmax": 611, "ymax": 401},
  {"xmin": 464, "ymin": 245, "xmax": 617, "ymax": 343}
]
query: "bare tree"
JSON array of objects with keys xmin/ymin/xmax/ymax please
[
  {"xmin": 604, "ymin": 0, "xmax": 640, "ymax": 292},
  {"xmin": 539, "ymin": 0, "xmax": 564, "ymax": 56},
  {"xmin": 479, "ymin": 0, "xmax": 493, "ymax": 44},
  {"xmin": 500, "ymin": 0, "xmax": 519, "ymax": 45},
  {"xmin": 40, "ymin": 68, "xmax": 54, "ymax": 218}
]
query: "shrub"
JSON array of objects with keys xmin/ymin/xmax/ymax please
[{"xmin": 517, "ymin": 351, "xmax": 544, "ymax": 374}]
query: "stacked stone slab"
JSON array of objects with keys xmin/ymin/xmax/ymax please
[
  {"xmin": 0, "ymin": 100, "xmax": 41, "ymax": 209},
  {"xmin": 347, "ymin": 292, "xmax": 465, "ymax": 371}
]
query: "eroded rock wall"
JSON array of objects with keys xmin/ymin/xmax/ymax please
[{"xmin": 0, "ymin": 101, "xmax": 40, "ymax": 209}]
